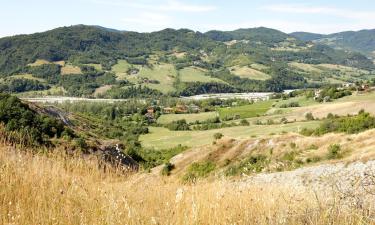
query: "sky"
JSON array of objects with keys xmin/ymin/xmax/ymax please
[{"xmin": 1, "ymin": 0, "xmax": 375, "ymax": 37}]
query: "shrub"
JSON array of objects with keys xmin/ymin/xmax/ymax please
[
  {"xmin": 327, "ymin": 144, "xmax": 342, "ymax": 159},
  {"xmin": 166, "ymin": 119, "xmax": 190, "ymax": 131},
  {"xmin": 225, "ymin": 154, "xmax": 269, "ymax": 176},
  {"xmin": 213, "ymin": 133, "xmax": 224, "ymax": 140},
  {"xmin": 182, "ymin": 161, "xmax": 216, "ymax": 182},
  {"xmin": 280, "ymin": 102, "xmax": 300, "ymax": 108},
  {"xmin": 280, "ymin": 117, "xmax": 288, "ymax": 124},
  {"xmin": 161, "ymin": 163, "xmax": 175, "ymax": 176},
  {"xmin": 305, "ymin": 112, "xmax": 315, "ymax": 121},
  {"xmin": 306, "ymin": 156, "xmax": 321, "ymax": 163},
  {"xmin": 240, "ymin": 119, "xmax": 250, "ymax": 126}
]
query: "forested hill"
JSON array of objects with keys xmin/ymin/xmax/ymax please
[
  {"xmin": 290, "ymin": 29, "xmax": 375, "ymax": 57},
  {"xmin": 0, "ymin": 25, "xmax": 374, "ymax": 98}
]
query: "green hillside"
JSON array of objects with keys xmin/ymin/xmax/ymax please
[{"xmin": 0, "ymin": 25, "xmax": 374, "ymax": 98}]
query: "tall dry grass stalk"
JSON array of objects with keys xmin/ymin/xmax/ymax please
[{"xmin": 0, "ymin": 145, "xmax": 374, "ymax": 225}]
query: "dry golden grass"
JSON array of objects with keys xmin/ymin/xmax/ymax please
[
  {"xmin": 28, "ymin": 59, "xmax": 66, "ymax": 67},
  {"xmin": 27, "ymin": 59, "xmax": 51, "ymax": 66},
  {"xmin": 1, "ymin": 143, "xmax": 374, "ymax": 225},
  {"xmin": 61, "ymin": 65, "xmax": 82, "ymax": 75},
  {"xmin": 230, "ymin": 66, "xmax": 271, "ymax": 80}
]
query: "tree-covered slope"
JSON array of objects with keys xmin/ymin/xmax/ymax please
[
  {"xmin": 291, "ymin": 29, "xmax": 375, "ymax": 57},
  {"xmin": 289, "ymin": 32, "xmax": 325, "ymax": 42}
]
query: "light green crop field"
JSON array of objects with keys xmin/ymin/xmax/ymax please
[
  {"xmin": 157, "ymin": 112, "xmax": 218, "ymax": 124},
  {"xmin": 179, "ymin": 67, "xmax": 226, "ymax": 83},
  {"xmin": 112, "ymin": 60, "xmax": 131, "ymax": 74},
  {"xmin": 250, "ymin": 63, "xmax": 269, "ymax": 71},
  {"xmin": 230, "ymin": 66, "xmax": 271, "ymax": 80},
  {"xmin": 140, "ymin": 121, "xmax": 320, "ymax": 149},
  {"xmin": 112, "ymin": 60, "xmax": 131, "ymax": 80},
  {"xmin": 218, "ymin": 100, "xmax": 275, "ymax": 119},
  {"xmin": 84, "ymin": 63, "xmax": 103, "ymax": 71}
]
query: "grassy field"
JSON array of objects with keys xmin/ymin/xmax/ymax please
[
  {"xmin": 137, "ymin": 64, "xmax": 177, "ymax": 93},
  {"xmin": 289, "ymin": 62, "xmax": 323, "ymax": 73},
  {"xmin": 157, "ymin": 112, "xmax": 218, "ymax": 124},
  {"xmin": 230, "ymin": 66, "xmax": 271, "ymax": 80},
  {"xmin": 140, "ymin": 121, "xmax": 320, "ymax": 149},
  {"xmin": 273, "ymin": 96, "xmax": 318, "ymax": 108},
  {"xmin": 112, "ymin": 61, "xmax": 178, "ymax": 93},
  {"xmin": 84, "ymin": 63, "xmax": 103, "ymax": 71},
  {"xmin": 179, "ymin": 67, "xmax": 226, "ymax": 83},
  {"xmin": 112, "ymin": 60, "xmax": 131, "ymax": 75},
  {"xmin": 218, "ymin": 100, "xmax": 275, "ymax": 119},
  {"xmin": 250, "ymin": 63, "xmax": 269, "ymax": 71}
]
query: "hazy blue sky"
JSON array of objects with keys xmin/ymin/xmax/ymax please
[{"xmin": 1, "ymin": 0, "xmax": 374, "ymax": 37}]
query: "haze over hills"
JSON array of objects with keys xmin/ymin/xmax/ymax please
[
  {"xmin": 290, "ymin": 29, "xmax": 375, "ymax": 58},
  {"xmin": 0, "ymin": 25, "xmax": 374, "ymax": 98}
]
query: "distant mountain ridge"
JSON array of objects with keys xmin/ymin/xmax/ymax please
[{"xmin": 290, "ymin": 29, "xmax": 375, "ymax": 57}]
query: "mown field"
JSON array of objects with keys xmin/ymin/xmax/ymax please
[
  {"xmin": 140, "ymin": 121, "xmax": 320, "ymax": 149},
  {"xmin": 229, "ymin": 66, "xmax": 271, "ymax": 80}
]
